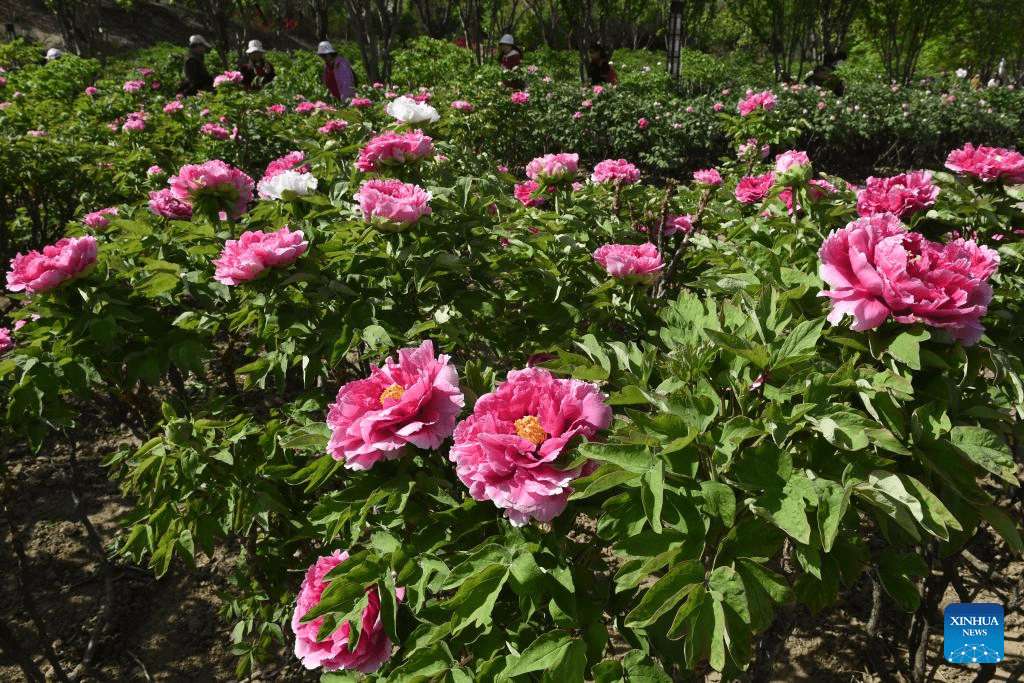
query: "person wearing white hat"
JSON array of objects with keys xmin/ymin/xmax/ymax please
[
  {"xmin": 497, "ymin": 33, "xmax": 524, "ymax": 89},
  {"xmin": 239, "ymin": 39, "xmax": 275, "ymax": 91},
  {"xmin": 180, "ymin": 34, "xmax": 214, "ymax": 96},
  {"xmin": 45, "ymin": 47, "xmax": 63, "ymax": 61},
  {"xmin": 317, "ymin": 41, "xmax": 356, "ymax": 105}
]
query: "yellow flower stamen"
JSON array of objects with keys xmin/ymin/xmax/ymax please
[
  {"xmin": 514, "ymin": 415, "xmax": 547, "ymax": 446},
  {"xmin": 379, "ymin": 383, "xmax": 405, "ymax": 404}
]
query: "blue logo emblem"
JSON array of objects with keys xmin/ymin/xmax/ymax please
[{"xmin": 944, "ymin": 603, "xmax": 1003, "ymax": 664}]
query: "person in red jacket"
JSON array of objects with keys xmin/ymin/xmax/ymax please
[
  {"xmin": 498, "ymin": 34, "xmax": 525, "ymax": 90},
  {"xmin": 317, "ymin": 41, "xmax": 355, "ymax": 105}
]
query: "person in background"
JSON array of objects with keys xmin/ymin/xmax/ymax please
[
  {"xmin": 317, "ymin": 40, "xmax": 355, "ymax": 105},
  {"xmin": 587, "ymin": 43, "xmax": 617, "ymax": 86},
  {"xmin": 497, "ymin": 34, "xmax": 525, "ymax": 89},
  {"xmin": 804, "ymin": 51, "xmax": 845, "ymax": 96},
  {"xmin": 239, "ymin": 39, "xmax": 275, "ymax": 91},
  {"xmin": 45, "ymin": 47, "xmax": 63, "ymax": 61},
  {"xmin": 181, "ymin": 34, "xmax": 214, "ymax": 96}
]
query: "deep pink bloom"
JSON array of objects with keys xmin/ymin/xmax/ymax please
[
  {"xmin": 944, "ymin": 143, "xmax": 1024, "ymax": 184},
  {"xmin": 6, "ymin": 236, "xmax": 97, "ymax": 295},
  {"xmin": 355, "ymin": 179, "xmax": 432, "ymax": 231},
  {"xmin": 350, "ymin": 97, "xmax": 373, "ymax": 107},
  {"xmin": 511, "ymin": 91, "xmax": 530, "ymax": 104},
  {"xmin": 735, "ymin": 172, "xmax": 776, "ymax": 204},
  {"xmin": 592, "ymin": 159, "xmax": 640, "ymax": 184},
  {"xmin": 780, "ymin": 178, "xmax": 838, "ymax": 213},
  {"xmin": 592, "ymin": 242, "xmax": 664, "ymax": 283},
  {"xmin": 168, "ymin": 159, "xmax": 254, "ymax": 220},
  {"xmin": 319, "ymin": 119, "xmax": 349, "ymax": 135},
  {"xmin": 200, "ymin": 123, "xmax": 231, "ymax": 140},
  {"xmin": 83, "ymin": 207, "xmax": 118, "ymax": 229},
  {"xmin": 163, "ymin": 100, "xmax": 183, "ymax": 114},
  {"xmin": 265, "ymin": 151, "xmax": 309, "ymax": 179},
  {"xmin": 525, "ymin": 153, "xmax": 578, "ymax": 184},
  {"xmin": 449, "ymin": 367, "xmax": 612, "ymax": 526},
  {"xmin": 148, "ymin": 189, "xmax": 193, "ymax": 219},
  {"xmin": 266, "ymin": 104, "xmax": 287, "ymax": 115},
  {"xmin": 0, "ymin": 327, "xmax": 12, "ymax": 355},
  {"xmin": 84, "ymin": 86, "xmax": 98, "ymax": 95},
  {"xmin": 637, "ymin": 117, "xmax": 648, "ymax": 129},
  {"xmin": 355, "ymin": 130, "xmax": 434, "ymax": 173},
  {"xmin": 326, "ymin": 340, "xmax": 464, "ymax": 469},
  {"xmin": 450, "ymin": 100, "xmax": 473, "ymax": 112},
  {"xmin": 121, "ymin": 111, "xmax": 147, "ymax": 133},
  {"xmin": 738, "ymin": 90, "xmax": 777, "ymax": 115},
  {"xmin": 856, "ymin": 171, "xmax": 940, "ymax": 218},
  {"xmin": 514, "ymin": 180, "xmax": 548, "ymax": 207},
  {"xmin": 295, "ymin": 101, "xmax": 316, "ymax": 113},
  {"xmin": 693, "ymin": 168, "xmax": 723, "ymax": 187},
  {"xmin": 292, "ymin": 550, "xmax": 404, "ymax": 672},
  {"xmin": 818, "ymin": 213, "xmax": 999, "ymax": 344},
  {"xmin": 213, "ymin": 227, "xmax": 308, "ymax": 285}
]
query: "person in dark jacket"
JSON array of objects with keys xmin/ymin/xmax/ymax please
[
  {"xmin": 239, "ymin": 39, "xmax": 275, "ymax": 91},
  {"xmin": 587, "ymin": 43, "xmax": 617, "ymax": 86},
  {"xmin": 181, "ymin": 34, "xmax": 214, "ymax": 96},
  {"xmin": 497, "ymin": 33, "xmax": 525, "ymax": 90},
  {"xmin": 317, "ymin": 41, "xmax": 356, "ymax": 105}
]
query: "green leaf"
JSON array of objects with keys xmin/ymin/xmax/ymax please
[
  {"xmin": 592, "ymin": 660, "xmax": 624, "ymax": 683},
  {"xmin": 701, "ymin": 481, "xmax": 736, "ymax": 527},
  {"xmin": 703, "ymin": 328, "xmax": 770, "ymax": 368},
  {"xmin": 709, "ymin": 566, "xmax": 750, "ymax": 625},
  {"xmin": 441, "ymin": 563, "xmax": 509, "ymax": 634},
  {"xmin": 569, "ymin": 467, "xmax": 641, "ymax": 501},
  {"xmin": 949, "ymin": 426, "xmax": 1017, "ymax": 484},
  {"xmin": 878, "ymin": 551, "xmax": 929, "ymax": 612},
  {"xmin": 757, "ymin": 471, "xmax": 817, "ymax": 544},
  {"xmin": 736, "ymin": 559, "xmax": 791, "ymax": 631},
  {"xmin": 640, "ymin": 460, "xmax": 665, "ymax": 532},
  {"xmin": 886, "ymin": 329, "xmax": 929, "ymax": 370},
  {"xmin": 814, "ymin": 479, "xmax": 850, "ymax": 552},
  {"xmin": 624, "ymin": 560, "xmax": 705, "ymax": 628},
  {"xmin": 579, "ymin": 443, "xmax": 655, "ymax": 474},
  {"xmin": 620, "ymin": 650, "xmax": 673, "ymax": 682},
  {"xmin": 498, "ymin": 631, "xmax": 573, "ymax": 680},
  {"xmin": 772, "ymin": 319, "xmax": 823, "ymax": 368},
  {"xmin": 360, "ymin": 324, "xmax": 393, "ymax": 350},
  {"xmin": 980, "ymin": 505, "xmax": 1024, "ymax": 554}
]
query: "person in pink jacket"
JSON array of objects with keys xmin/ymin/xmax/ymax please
[{"xmin": 317, "ymin": 41, "xmax": 356, "ymax": 105}]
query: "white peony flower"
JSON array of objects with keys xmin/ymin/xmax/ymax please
[
  {"xmin": 386, "ymin": 96, "xmax": 440, "ymax": 124},
  {"xmin": 257, "ymin": 170, "xmax": 318, "ymax": 200}
]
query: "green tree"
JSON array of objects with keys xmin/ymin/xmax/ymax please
[{"xmin": 859, "ymin": 0, "xmax": 960, "ymax": 85}]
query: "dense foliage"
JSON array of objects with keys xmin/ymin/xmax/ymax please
[{"xmin": 1, "ymin": 36, "xmax": 1022, "ymax": 682}]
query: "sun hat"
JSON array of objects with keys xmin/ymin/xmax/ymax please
[
  {"xmin": 189, "ymin": 34, "xmax": 213, "ymax": 49},
  {"xmin": 316, "ymin": 41, "xmax": 335, "ymax": 55},
  {"xmin": 45, "ymin": 48, "xmax": 63, "ymax": 60},
  {"xmin": 499, "ymin": 34, "xmax": 514, "ymax": 45},
  {"xmin": 246, "ymin": 39, "xmax": 264, "ymax": 54}
]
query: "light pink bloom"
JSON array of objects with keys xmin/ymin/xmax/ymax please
[
  {"xmin": 449, "ymin": 367, "xmax": 612, "ymax": 526},
  {"xmin": 147, "ymin": 165, "xmax": 164, "ymax": 175},
  {"xmin": 818, "ymin": 101, "xmax": 825, "ymax": 110},
  {"xmin": 213, "ymin": 227, "xmax": 308, "ymax": 285},
  {"xmin": 122, "ymin": 111, "xmax": 147, "ymax": 133},
  {"xmin": 662, "ymin": 214, "xmax": 694, "ymax": 236},
  {"xmin": 27, "ymin": 130, "xmax": 46, "ymax": 137},
  {"xmin": 738, "ymin": 138, "xmax": 770, "ymax": 160},
  {"xmin": 355, "ymin": 179, "xmax": 432, "ymax": 231},
  {"xmin": 592, "ymin": 158, "xmax": 641, "ymax": 184},
  {"xmin": 148, "ymin": 189, "xmax": 193, "ymax": 219},
  {"xmin": 350, "ymin": 97, "xmax": 373, "ymax": 107},
  {"xmin": 511, "ymin": 91, "xmax": 530, "ymax": 104},
  {"xmin": 593, "ymin": 242, "xmax": 664, "ymax": 283},
  {"xmin": 856, "ymin": 171, "xmax": 939, "ymax": 218},
  {"xmin": 122, "ymin": 80, "xmax": 144, "ymax": 92},
  {"xmin": 6, "ymin": 236, "xmax": 97, "ymax": 295},
  {"xmin": 265, "ymin": 151, "xmax": 309, "ymax": 179},
  {"xmin": 163, "ymin": 100, "xmax": 183, "ymax": 114},
  {"xmin": 692, "ymin": 168, "xmax": 723, "ymax": 187},
  {"xmin": 945, "ymin": 143, "xmax": 1024, "ymax": 184},
  {"xmin": 735, "ymin": 172, "xmax": 776, "ymax": 204},
  {"xmin": 373, "ymin": 82, "xmax": 384, "ymax": 88},
  {"xmin": 326, "ymin": 340, "xmax": 464, "ymax": 469},
  {"xmin": 168, "ymin": 159, "xmax": 254, "ymax": 220},
  {"xmin": 581, "ymin": 100, "xmax": 592, "ymax": 107},
  {"xmin": 514, "ymin": 180, "xmax": 547, "ymax": 207},
  {"xmin": 525, "ymin": 153, "xmax": 578, "ymax": 184},
  {"xmin": 780, "ymin": 178, "xmax": 837, "ymax": 213},
  {"xmin": 738, "ymin": 90, "xmax": 777, "ymax": 115},
  {"xmin": 450, "ymin": 100, "xmax": 473, "ymax": 112},
  {"xmin": 712, "ymin": 102, "xmax": 724, "ymax": 111},
  {"xmin": 637, "ymin": 117, "xmax": 648, "ymax": 129},
  {"xmin": 818, "ymin": 213, "xmax": 999, "ymax": 344},
  {"xmin": 355, "ymin": 130, "xmax": 434, "ymax": 173},
  {"xmin": 775, "ymin": 150, "xmax": 811, "ymax": 175},
  {"xmin": 318, "ymin": 119, "xmax": 348, "ymax": 135},
  {"xmin": 0, "ymin": 327, "xmax": 11, "ymax": 354},
  {"xmin": 292, "ymin": 550, "xmax": 404, "ymax": 673},
  {"xmin": 200, "ymin": 123, "xmax": 232, "ymax": 140},
  {"xmin": 84, "ymin": 86, "xmax": 98, "ymax": 95},
  {"xmin": 213, "ymin": 70, "xmax": 243, "ymax": 87},
  {"xmin": 572, "ymin": 111, "xmax": 583, "ymax": 120},
  {"xmin": 138, "ymin": 67, "xmax": 154, "ymax": 76},
  {"xmin": 83, "ymin": 207, "xmax": 118, "ymax": 229},
  {"xmin": 295, "ymin": 101, "xmax": 317, "ymax": 113},
  {"xmin": 592, "ymin": 85, "xmax": 604, "ymax": 94}
]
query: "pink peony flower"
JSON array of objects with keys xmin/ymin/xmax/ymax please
[
  {"xmin": 738, "ymin": 137, "xmax": 770, "ymax": 160},
  {"xmin": 355, "ymin": 179, "xmax": 432, "ymax": 231},
  {"xmin": 27, "ymin": 130, "xmax": 46, "ymax": 137},
  {"xmin": 592, "ymin": 158, "xmax": 641, "ymax": 184},
  {"xmin": 514, "ymin": 180, "xmax": 548, "ymax": 207},
  {"xmin": 637, "ymin": 117, "xmax": 648, "ymax": 129},
  {"xmin": 266, "ymin": 103, "xmax": 287, "ymax": 115},
  {"xmin": 84, "ymin": 86, "xmax": 98, "ymax": 95},
  {"xmin": 735, "ymin": 172, "xmax": 776, "ymax": 204},
  {"xmin": 738, "ymin": 90, "xmax": 777, "ymax": 115},
  {"xmin": 326, "ymin": 340, "xmax": 464, "ymax": 469},
  {"xmin": 572, "ymin": 111, "xmax": 583, "ymax": 120},
  {"xmin": 168, "ymin": 159, "xmax": 254, "ymax": 220},
  {"xmin": 693, "ymin": 168, "xmax": 723, "ymax": 187},
  {"xmin": 592, "ymin": 85, "xmax": 604, "ymax": 95},
  {"xmin": 123, "ymin": 80, "xmax": 145, "ymax": 92},
  {"xmin": 292, "ymin": 550, "xmax": 404, "ymax": 673},
  {"xmin": 200, "ymin": 123, "xmax": 232, "ymax": 140},
  {"xmin": 592, "ymin": 242, "xmax": 664, "ymax": 283},
  {"xmin": 712, "ymin": 102, "xmax": 724, "ymax": 111},
  {"xmin": 779, "ymin": 178, "xmax": 837, "ymax": 213},
  {"xmin": 856, "ymin": 171, "xmax": 940, "ymax": 218},
  {"xmin": 355, "ymin": 130, "xmax": 434, "ymax": 173},
  {"xmin": 449, "ymin": 367, "xmax": 612, "ymax": 526},
  {"xmin": 0, "ymin": 327, "xmax": 11, "ymax": 355},
  {"xmin": 774, "ymin": 150, "xmax": 812, "ymax": 182},
  {"xmin": 148, "ymin": 188, "xmax": 193, "ymax": 219},
  {"xmin": 6, "ymin": 236, "xmax": 97, "ymax": 295},
  {"xmin": 450, "ymin": 100, "xmax": 473, "ymax": 112},
  {"xmin": 944, "ymin": 143, "xmax": 1024, "ymax": 184},
  {"xmin": 350, "ymin": 97, "xmax": 373, "ymax": 107},
  {"xmin": 121, "ymin": 111, "xmax": 147, "ymax": 133},
  {"xmin": 318, "ymin": 119, "xmax": 349, "ymax": 135},
  {"xmin": 525, "ymin": 153, "xmax": 578, "ymax": 184},
  {"xmin": 818, "ymin": 213, "xmax": 999, "ymax": 344},
  {"xmin": 511, "ymin": 91, "xmax": 530, "ymax": 104},
  {"xmin": 213, "ymin": 70, "xmax": 243, "ymax": 87},
  {"xmin": 83, "ymin": 207, "xmax": 118, "ymax": 229},
  {"xmin": 662, "ymin": 214, "xmax": 695, "ymax": 236},
  {"xmin": 265, "ymin": 151, "xmax": 309, "ymax": 179},
  {"xmin": 213, "ymin": 227, "xmax": 308, "ymax": 285},
  {"xmin": 163, "ymin": 100, "xmax": 183, "ymax": 114},
  {"xmin": 147, "ymin": 165, "xmax": 164, "ymax": 175}
]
